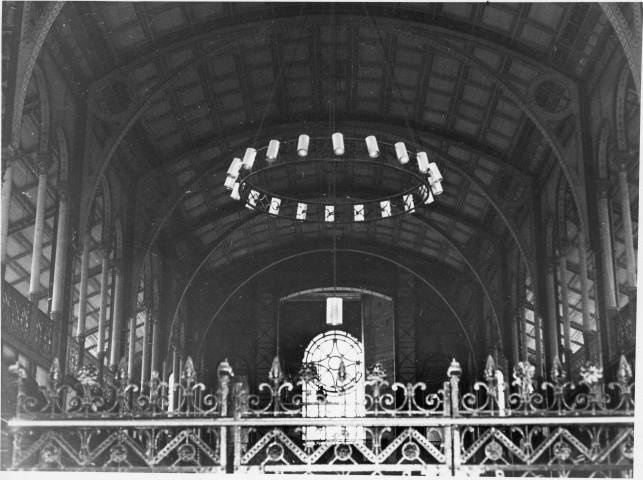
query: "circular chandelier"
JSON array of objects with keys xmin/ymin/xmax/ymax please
[{"xmin": 223, "ymin": 133, "xmax": 443, "ymax": 223}]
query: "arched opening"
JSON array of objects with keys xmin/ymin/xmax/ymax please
[{"xmin": 302, "ymin": 330, "xmax": 365, "ymax": 444}]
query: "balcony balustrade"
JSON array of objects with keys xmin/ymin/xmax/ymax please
[
  {"xmin": 6, "ymin": 353, "xmax": 634, "ymax": 476},
  {"xmin": 2, "ymin": 282, "xmax": 53, "ymax": 359}
]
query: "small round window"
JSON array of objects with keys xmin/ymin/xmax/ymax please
[{"xmin": 303, "ymin": 330, "xmax": 364, "ymax": 393}]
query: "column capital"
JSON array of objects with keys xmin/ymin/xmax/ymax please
[
  {"xmin": 2, "ymin": 146, "xmax": 15, "ymax": 173},
  {"xmin": 596, "ymin": 180, "xmax": 611, "ymax": 199},
  {"xmin": 555, "ymin": 240, "xmax": 572, "ymax": 257},
  {"xmin": 99, "ymin": 245, "xmax": 113, "ymax": 261},
  {"xmin": 546, "ymin": 256, "xmax": 557, "ymax": 273},
  {"xmin": 613, "ymin": 150, "xmax": 638, "ymax": 171},
  {"xmin": 56, "ymin": 181, "xmax": 69, "ymax": 201},
  {"xmin": 112, "ymin": 258, "xmax": 124, "ymax": 275},
  {"xmin": 36, "ymin": 152, "xmax": 52, "ymax": 174},
  {"xmin": 75, "ymin": 238, "xmax": 84, "ymax": 255}
]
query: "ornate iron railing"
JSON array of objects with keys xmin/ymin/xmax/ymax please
[
  {"xmin": 67, "ymin": 338, "xmax": 107, "ymax": 378},
  {"xmin": 2, "ymin": 281, "xmax": 53, "ymax": 358},
  {"xmin": 614, "ymin": 304, "xmax": 636, "ymax": 354},
  {"xmin": 7, "ymin": 355, "xmax": 634, "ymax": 476}
]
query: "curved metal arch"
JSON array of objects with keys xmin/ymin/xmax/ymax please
[
  {"xmin": 600, "ymin": 2, "xmax": 641, "ymax": 100},
  {"xmin": 32, "ymin": 63, "xmax": 50, "ymax": 155},
  {"xmin": 78, "ymin": 38, "xmax": 238, "ymax": 236},
  {"xmin": 194, "ymin": 247, "xmax": 478, "ymax": 366},
  {"xmin": 128, "ymin": 118, "xmax": 534, "ymax": 317},
  {"xmin": 98, "ymin": 175, "xmax": 113, "ymax": 243},
  {"xmin": 142, "ymin": 252, "xmax": 152, "ymax": 305},
  {"xmin": 154, "ymin": 114, "xmax": 530, "ymax": 180},
  {"xmin": 615, "ymin": 64, "xmax": 633, "ymax": 152},
  {"xmin": 281, "ymin": 287, "xmax": 393, "ymax": 303},
  {"xmin": 79, "ymin": 13, "xmax": 586, "ymax": 244},
  {"xmin": 411, "ymin": 214, "xmax": 503, "ymax": 343},
  {"xmin": 545, "ymin": 214, "xmax": 557, "ymax": 259},
  {"xmin": 55, "ymin": 126, "xmax": 69, "ymax": 183},
  {"xmin": 10, "ymin": 2, "xmax": 65, "ymax": 148},
  {"xmin": 103, "ymin": 6, "xmax": 567, "ymax": 84},
  {"xmin": 163, "ymin": 212, "xmax": 499, "ymax": 359},
  {"xmin": 597, "ymin": 122, "xmax": 612, "ymax": 180},
  {"xmin": 555, "ymin": 171, "xmax": 568, "ymax": 248},
  {"xmin": 113, "ymin": 217, "xmax": 124, "ymax": 259}
]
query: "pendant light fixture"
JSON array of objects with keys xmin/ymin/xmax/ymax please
[
  {"xmin": 327, "ymin": 9, "xmax": 342, "ymax": 327},
  {"xmin": 327, "ymin": 215, "xmax": 342, "ymax": 326},
  {"xmin": 225, "ymin": 5, "xmax": 445, "ymax": 223}
]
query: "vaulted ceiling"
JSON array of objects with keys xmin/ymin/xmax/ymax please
[{"xmin": 5, "ymin": 2, "xmax": 639, "ymax": 362}]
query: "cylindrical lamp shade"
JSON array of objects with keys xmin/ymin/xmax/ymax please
[
  {"xmin": 395, "ymin": 142, "xmax": 409, "ymax": 164},
  {"xmin": 365, "ymin": 135, "xmax": 379, "ymax": 158},
  {"xmin": 269, "ymin": 197, "xmax": 281, "ymax": 215},
  {"xmin": 227, "ymin": 157, "xmax": 242, "ymax": 178},
  {"xmin": 354, "ymin": 204, "xmax": 365, "ymax": 222},
  {"xmin": 296, "ymin": 203, "xmax": 307, "ymax": 220},
  {"xmin": 297, "ymin": 135, "xmax": 310, "ymax": 157},
  {"xmin": 421, "ymin": 185, "xmax": 435, "ymax": 204},
  {"xmin": 325, "ymin": 205, "xmax": 335, "ymax": 222},
  {"xmin": 241, "ymin": 148, "xmax": 257, "ymax": 170},
  {"xmin": 230, "ymin": 182, "xmax": 241, "ymax": 200},
  {"xmin": 428, "ymin": 162, "xmax": 443, "ymax": 184},
  {"xmin": 332, "ymin": 133, "xmax": 345, "ymax": 155},
  {"xmin": 326, "ymin": 297, "xmax": 343, "ymax": 325},
  {"xmin": 403, "ymin": 194, "xmax": 415, "ymax": 211},
  {"xmin": 224, "ymin": 175, "xmax": 236, "ymax": 190},
  {"xmin": 417, "ymin": 151, "xmax": 430, "ymax": 174},
  {"xmin": 266, "ymin": 140, "xmax": 280, "ymax": 162},
  {"xmin": 380, "ymin": 200, "xmax": 391, "ymax": 218}
]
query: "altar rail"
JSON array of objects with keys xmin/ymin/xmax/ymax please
[{"xmin": 6, "ymin": 355, "xmax": 635, "ymax": 476}]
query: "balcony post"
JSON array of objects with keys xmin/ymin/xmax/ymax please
[
  {"xmin": 127, "ymin": 315, "xmax": 137, "ymax": 380},
  {"xmin": 577, "ymin": 231, "xmax": 593, "ymax": 361},
  {"xmin": 50, "ymin": 183, "xmax": 69, "ymax": 317},
  {"xmin": 617, "ymin": 157, "xmax": 638, "ymax": 327},
  {"xmin": 28, "ymin": 153, "xmax": 52, "ymax": 299},
  {"xmin": 109, "ymin": 259, "xmax": 124, "ymax": 369},
  {"xmin": 557, "ymin": 246, "xmax": 573, "ymax": 366},
  {"xmin": 97, "ymin": 246, "xmax": 111, "ymax": 376},
  {"xmin": 150, "ymin": 308, "xmax": 161, "ymax": 382},
  {"xmin": 534, "ymin": 313, "xmax": 543, "ymax": 378},
  {"xmin": 519, "ymin": 307, "xmax": 529, "ymax": 362},
  {"xmin": 140, "ymin": 305, "xmax": 151, "ymax": 391},
  {"xmin": 172, "ymin": 345, "xmax": 180, "ymax": 410},
  {"xmin": 1, "ymin": 146, "xmax": 17, "ymax": 278},
  {"xmin": 617, "ymin": 157, "xmax": 637, "ymax": 289},
  {"xmin": 76, "ymin": 232, "xmax": 91, "ymax": 370},
  {"xmin": 597, "ymin": 181, "xmax": 618, "ymax": 309},
  {"xmin": 545, "ymin": 257, "xmax": 559, "ymax": 367}
]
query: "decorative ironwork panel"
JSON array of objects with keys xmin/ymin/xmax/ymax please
[
  {"xmin": 255, "ymin": 291, "xmax": 277, "ymax": 385},
  {"xmin": 2, "ymin": 281, "xmax": 53, "ymax": 358},
  {"xmin": 7, "ymin": 354, "xmax": 634, "ymax": 476},
  {"xmin": 395, "ymin": 270, "xmax": 417, "ymax": 383},
  {"xmin": 67, "ymin": 339, "xmax": 105, "ymax": 378},
  {"xmin": 11, "ymin": 426, "xmax": 224, "ymax": 472},
  {"xmin": 455, "ymin": 424, "xmax": 633, "ymax": 477},
  {"xmin": 12, "ymin": 356, "xmax": 226, "ymax": 419},
  {"xmin": 614, "ymin": 306, "xmax": 635, "ymax": 353},
  {"xmin": 236, "ymin": 426, "xmax": 449, "ymax": 475}
]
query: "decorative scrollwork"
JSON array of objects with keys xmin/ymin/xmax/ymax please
[{"xmin": 16, "ymin": 356, "xmax": 226, "ymax": 419}]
